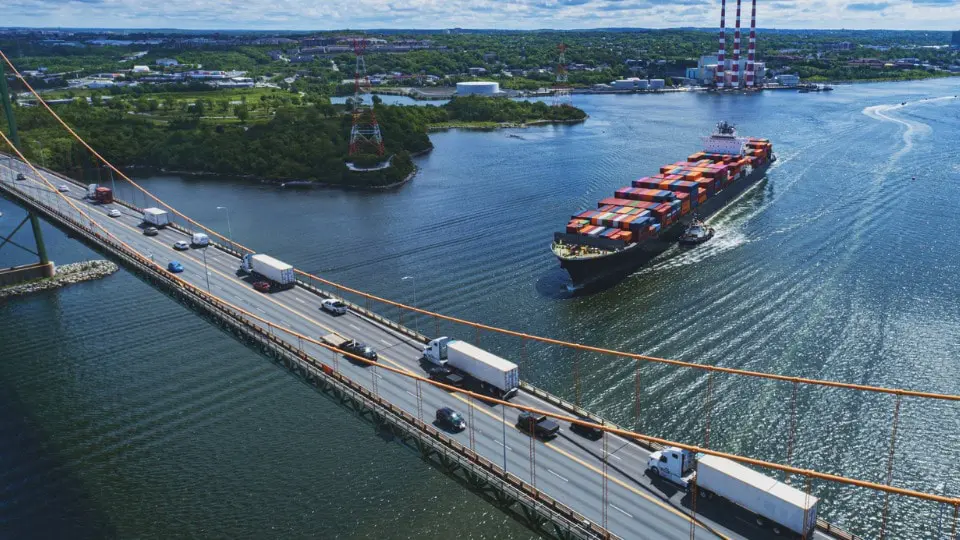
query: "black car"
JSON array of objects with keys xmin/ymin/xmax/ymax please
[
  {"xmin": 339, "ymin": 340, "xmax": 378, "ymax": 362},
  {"xmin": 427, "ymin": 366, "xmax": 465, "ymax": 388},
  {"xmin": 435, "ymin": 407, "xmax": 466, "ymax": 432},
  {"xmin": 570, "ymin": 417, "xmax": 605, "ymax": 440}
]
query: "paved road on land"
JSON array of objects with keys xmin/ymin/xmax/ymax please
[{"xmin": 1, "ymin": 159, "xmax": 826, "ymax": 540}]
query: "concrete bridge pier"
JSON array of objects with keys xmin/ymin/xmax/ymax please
[{"xmin": 1, "ymin": 61, "xmax": 54, "ymax": 286}]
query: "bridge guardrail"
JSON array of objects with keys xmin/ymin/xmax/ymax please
[{"xmin": 0, "ymin": 176, "xmax": 616, "ymax": 540}]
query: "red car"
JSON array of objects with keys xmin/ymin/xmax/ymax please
[{"xmin": 253, "ymin": 281, "xmax": 271, "ymax": 293}]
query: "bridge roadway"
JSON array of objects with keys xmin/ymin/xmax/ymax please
[{"xmin": 0, "ymin": 161, "xmax": 830, "ymax": 540}]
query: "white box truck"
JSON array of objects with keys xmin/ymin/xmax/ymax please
[
  {"xmin": 647, "ymin": 447, "xmax": 818, "ymax": 537},
  {"xmin": 191, "ymin": 232, "xmax": 209, "ymax": 247},
  {"xmin": 86, "ymin": 184, "xmax": 98, "ymax": 199},
  {"xmin": 142, "ymin": 208, "xmax": 170, "ymax": 228},
  {"xmin": 422, "ymin": 337, "xmax": 519, "ymax": 399},
  {"xmin": 240, "ymin": 253, "xmax": 295, "ymax": 288}
]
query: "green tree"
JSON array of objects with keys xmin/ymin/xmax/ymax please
[{"xmin": 234, "ymin": 104, "xmax": 249, "ymax": 123}]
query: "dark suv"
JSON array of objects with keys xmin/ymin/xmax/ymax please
[
  {"xmin": 516, "ymin": 411, "xmax": 560, "ymax": 439},
  {"xmin": 340, "ymin": 340, "xmax": 378, "ymax": 362},
  {"xmin": 427, "ymin": 366, "xmax": 465, "ymax": 388},
  {"xmin": 570, "ymin": 417, "xmax": 605, "ymax": 440}
]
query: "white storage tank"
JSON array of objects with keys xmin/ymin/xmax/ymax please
[
  {"xmin": 456, "ymin": 81, "xmax": 500, "ymax": 95},
  {"xmin": 648, "ymin": 79, "xmax": 666, "ymax": 89},
  {"xmin": 610, "ymin": 77, "xmax": 641, "ymax": 90}
]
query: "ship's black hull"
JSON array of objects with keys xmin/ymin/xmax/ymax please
[{"xmin": 557, "ymin": 159, "xmax": 772, "ymax": 288}]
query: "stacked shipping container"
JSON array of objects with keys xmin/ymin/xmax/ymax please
[{"xmin": 562, "ymin": 145, "xmax": 771, "ymax": 248}]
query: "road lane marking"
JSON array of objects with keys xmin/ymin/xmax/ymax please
[
  {"xmin": 610, "ymin": 504, "xmax": 633, "ymax": 519},
  {"xmin": 406, "ymin": 390, "xmax": 417, "ymax": 397},
  {"xmin": 609, "ymin": 454, "xmax": 623, "ymax": 461},
  {"xmin": 45, "ymin": 194, "xmax": 726, "ymax": 538},
  {"xmin": 493, "ymin": 439, "xmax": 514, "ymax": 452},
  {"xmin": 295, "ymin": 297, "xmax": 306, "ymax": 304},
  {"xmin": 547, "ymin": 469, "xmax": 569, "ymax": 482}
]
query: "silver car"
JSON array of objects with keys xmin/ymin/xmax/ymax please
[{"xmin": 107, "ymin": 209, "xmax": 122, "ymax": 218}]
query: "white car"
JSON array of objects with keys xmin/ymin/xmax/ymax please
[
  {"xmin": 173, "ymin": 240, "xmax": 190, "ymax": 251},
  {"xmin": 58, "ymin": 184, "xmax": 71, "ymax": 192},
  {"xmin": 107, "ymin": 209, "xmax": 122, "ymax": 218},
  {"xmin": 320, "ymin": 299, "xmax": 348, "ymax": 316}
]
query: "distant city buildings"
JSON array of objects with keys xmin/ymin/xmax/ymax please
[{"xmin": 155, "ymin": 58, "xmax": 179, "ymax": 67}]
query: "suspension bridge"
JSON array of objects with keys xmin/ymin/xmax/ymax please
[{"xmin": 2, "ymin": 51, "xmax": 959, "ymax": 540}]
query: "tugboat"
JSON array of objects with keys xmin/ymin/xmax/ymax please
[{"xmin": 678, "ymin": 217, "xmax": 715, "ymax": 246}]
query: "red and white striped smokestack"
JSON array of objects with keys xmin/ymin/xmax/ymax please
[
  {"xmin": 745, "ymin": 0, "xmax": 757, "ymax": 87},
  {"xmin": 716, "ymin": 0, "xmax": 726, "ymax": 88},
  {"xmin": 731, "ymin": 0, "xmax": 741, "ymax": 87}
]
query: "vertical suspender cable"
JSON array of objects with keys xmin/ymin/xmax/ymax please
[
  {"xmin": 602, "ymin": 432, "xmax": 609, "ymax": 536},
  {"xmin": 951, "ymin": 503, "xmax": 959, "ymax": 540},
  {"xmin": 689, "ymin": 459, "xmax": 699, "ymax": 540},
  {"xmin": 416, "ymin": 378, "xmax": 423, "ymax": 421},
  {"xmin": 703, "ymin": 373, "xmax": 715, "ymax": 449},
  {"xmin": 786, "ymin": 380, "xmax": 799, "ymax": 483},
  {"xmin": 880, "ymin": 393, "xmax": 903, "ymax": 539},
  {"xmin": 635, "ymin": 363, "xmax": 642, "ymax": 431},
  {"xmin": 468, "ymin": 394, "xmax": 476, "ymax": 452}
]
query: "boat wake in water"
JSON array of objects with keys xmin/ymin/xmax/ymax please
[{"xmin": 862, "ymin": 96, "xmax": 956, "ymax": 166}]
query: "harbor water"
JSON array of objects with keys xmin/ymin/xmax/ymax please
[{"xmin": 3, "ymin": 79, "xmax": 960, "ymax": 538}]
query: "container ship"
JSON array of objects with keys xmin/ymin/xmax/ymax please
[{"xmin": 552, "ymin": 121, "xmax": 774, "ymax": 287}]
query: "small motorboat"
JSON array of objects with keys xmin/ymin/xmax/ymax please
[{"xmin": 679, "ymin": 219, "xmax": 715, "ymax": 246}]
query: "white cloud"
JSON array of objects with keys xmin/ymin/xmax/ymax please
[{"xmin": 2, "ymin": 0, "xmax": 958, "ymax": 30}]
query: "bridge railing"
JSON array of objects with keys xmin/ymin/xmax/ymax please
[{"xmin": 0, "ymin": 174, "xmax": 615, "ymax": 540}]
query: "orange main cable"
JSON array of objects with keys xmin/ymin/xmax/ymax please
[
  {"xmin": 4, "ymin": 49, "xmax": 960, "ymax": 404},
  {"xmin": 3, "ymin": 135, "xmax": 959, "ymax": 511}
]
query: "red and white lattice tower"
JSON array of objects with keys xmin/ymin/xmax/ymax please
[
  {"xmin": 552, "ymin": 43, "xmax": 572, "ymax": 107},
  {"xmin": 745, "ymin": 0, "xmax": 758, "ymax": 88},
  {"xmin": 349, "ymin": 38, "xmax": 384, "ymax": 157},
  {"xmin": 716, "ymin": 0, "xmax": 727, "ymax": 88},
  {"xmin": 731, "ymin": 0, "xmax": 742, "ymax": 88}
]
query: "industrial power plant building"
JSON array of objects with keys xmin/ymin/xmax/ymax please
[
  {"xmin": 456, "ymin": 81, "xmax": 501, "ymax": 95},
  {"xmin": 686, "ymin": 56, "xmax": 766, "ymax": 86}
]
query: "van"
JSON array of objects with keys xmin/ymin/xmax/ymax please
[{"xmin": 191, "ymin": 233, "xmax": 210, "ymax": 247}]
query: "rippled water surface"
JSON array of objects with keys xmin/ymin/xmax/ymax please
[{"xmin": 3, "ymin": 79, "xmax": 960, "ymax": 538}]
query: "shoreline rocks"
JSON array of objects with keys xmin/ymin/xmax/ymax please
[{"xmin": 0, "ymin": 260, "xmax": 119, "ymax": 299}]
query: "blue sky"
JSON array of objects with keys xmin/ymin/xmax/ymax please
[{"xmin": 2, "ymin": 0, "xmax": 958, "ymax": 31}]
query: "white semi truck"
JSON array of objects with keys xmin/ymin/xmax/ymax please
[
  {"xmin": 648, "ymin": 447, "xmax": 818, "ymax": 537},
  {"xmin": 240, "ymin": 253, "xmax": 295, "ymax": 288},
  {"xmin": 422, "ymin": 337, "xmax": 519, "ymax": 399}
]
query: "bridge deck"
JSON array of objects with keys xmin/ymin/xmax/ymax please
[{"xmin": 0, "ymin": 159, "xmax": 840, "ymax": 540}]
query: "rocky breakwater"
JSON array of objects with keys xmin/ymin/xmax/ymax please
[{"xmin": 0, "ymin": 260, "xmax": 119, "ymax": 299}]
